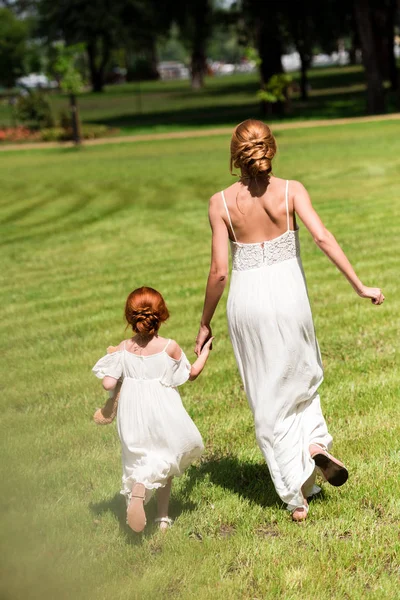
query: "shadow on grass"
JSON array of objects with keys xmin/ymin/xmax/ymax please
[
  {"xmin": 88, "ymin": 90, "xmax": 370, "ymax": 132},
  {"xmin": 184, "ymin": 456, "xmax": 282, "ymax": 509},
  {"xmin": 90, "ymin": 491, "xmax": 197, "ymax": 544}
]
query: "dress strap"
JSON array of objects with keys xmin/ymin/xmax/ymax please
[
  {"xmin": 221, "ymin": 190, "xmax": 238, "ymax": 243},
  {"xmin": 163, "ymin": 339, "xmax": 171, "ymax": 352},
  {"xmin": 285, "ymin": 180, "xmax": 290, "ymax": 231},
  {"xmin": 121, "ymin": 341, "xmax": 126, "ymax": 377}
]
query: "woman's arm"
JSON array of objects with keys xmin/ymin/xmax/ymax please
[
  {"xmin": 293, "ymin": 181, "xmax": 384, "ymax": 304},
  {"xmin": 195, "ymin": 194, "xmax": 229, "ymax": 355}
]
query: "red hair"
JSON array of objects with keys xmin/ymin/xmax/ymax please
[{"xmin": 125, "ymin": 287, "xmax": 169, "ymax": 336}]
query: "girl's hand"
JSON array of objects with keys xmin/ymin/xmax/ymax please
[
  {"xmin": 195, "ymin": 324, "xmax": 212, "ymax": 356},
  {"xmin": 200, "ymin": 336, "xmax": 215, "ymax": 356},
  {"xmin": 358, "ymin": 285, "xmax": 385, "ymax": 305}
]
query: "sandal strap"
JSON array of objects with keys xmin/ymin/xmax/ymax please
[
  {"xmin": 154, "ymin": 517, "xmax": 173, "ymax": 524},
  {"xmin": 290, "ymin": 504, "xmax": 309, "ymax": 514}
]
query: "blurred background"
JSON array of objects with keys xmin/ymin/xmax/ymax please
[{"xmin": 0, "ymin": 0, "xmax": 399, "ymax": 144}]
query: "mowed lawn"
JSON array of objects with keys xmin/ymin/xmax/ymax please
[
  {"xmin": 1, "ymin": 121, "xmax": 399, "ymax": 600},
  {"xmin": 2, "ymin": 65, "xmax": 399, "ymax": 136}
]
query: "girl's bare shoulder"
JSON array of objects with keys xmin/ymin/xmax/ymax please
[{"xmin": 165, "ymin": 339, "xmax": 183, "ymax": 360}]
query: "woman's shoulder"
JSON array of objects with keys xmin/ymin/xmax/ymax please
[{"xmin": 209, "ymin": 182, "xmax": 239, "ymax": 202}]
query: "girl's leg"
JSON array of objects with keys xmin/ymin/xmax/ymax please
[
  {"xmin": 127, "ymin": 483, "xmax": 147, "ymax": 533},
  {"xmin": 156, "ymin": 478, "xmax": 173, "ymax": 531}
]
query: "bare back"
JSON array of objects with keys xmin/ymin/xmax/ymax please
[{"xmin": 221, "ymin": 176, "xmax": 296, "ymax": 244}]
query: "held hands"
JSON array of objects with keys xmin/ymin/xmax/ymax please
[
  {"xmin": 200, "ymin": 336, "xmax": 214, "ymax": 356},
  {"xmin": 195, "ymin": 324, "xmax": 213, "ymax": 356},
  {"xmin": 357, "ymin": 285, "xmax": 385, "ymax": 305}
]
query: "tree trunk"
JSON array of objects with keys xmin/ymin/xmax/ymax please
[
  {"xmin": 299, "ymin": 51, "xmax": 310, "ymax": 101},
  {"xmin": 349, "ymin": 26, "xmax": 360, "ymax": 65},
  {"xmin": 191, "ymin": 48, "xmax": 206, "ymax": 90},
  {"xmin": 257, "ymin": 18, "xmax": 284, "ymax": 115},
  {"xmin": 190, "ymin": 0, "xmax": 210, "ymax": 90},
  {"xmin": 354, "ymin": 0, "xmax": 386, "ymax": 114},
  {"xmin": 148, "ymin": 36, "xmax": 160, "ymax": 81},
  {"xmin": 87, "ymin": 37, "xmax": 111, "ymax": 93},
  {"xmin": 386, "ymin": 0, "xmax": 398, "ymax": 91},
  {"xmin": 69, "ymin": 93, "xmax": 81, "ymax": 145}
]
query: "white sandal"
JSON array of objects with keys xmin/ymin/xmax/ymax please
[{"xmin": 154, "ymin": 517, "xmax": 173, "ymax": 531}]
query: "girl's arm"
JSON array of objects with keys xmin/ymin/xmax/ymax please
[
  {"xmin": 195, "ymin": 194, "xmax": 229, "ymax": 355},
  {"xmin": 167, "ymin": 338, "xmax": 214, "ymax": 382},
  {"xmin": 102, "ymin": 344, "xmax": 123, "ymax": 391},
  {"xmin": 293, "ymin": 181, "xmax": 385, "ymax": 305},
  {"xmin": 189, "ymin": 337, "xmax": 214, "ymax": 380}
]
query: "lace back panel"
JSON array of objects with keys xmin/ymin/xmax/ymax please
[{"xmin": 231, "ymin": 229, "xmax": 300, "ymax": 271}]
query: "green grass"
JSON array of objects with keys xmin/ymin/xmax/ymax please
[
  {"xmin": 1, "ymin": 120, "xmax": 400, "ymax": 599},
  {"xmin": 1, "ymin": 65, "xmax": 399, "ymax": 136}
]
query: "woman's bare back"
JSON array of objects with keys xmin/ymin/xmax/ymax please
[{"xmin": 221, "ymin": 176, "xmax": 296, "ymax": 244}]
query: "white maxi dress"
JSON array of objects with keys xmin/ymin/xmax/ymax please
[
  {"xmin": 223, "ymin": 181, "xmax": 333, "ymax": 511},
  {"xmin": 93, "ymin": 341, "xmax": 204, "ymax": 503}
]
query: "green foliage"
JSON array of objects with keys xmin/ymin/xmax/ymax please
[
  {"xmin": 52, "ymin": 43, "xmax": 85, "ymax": 95},
  {"xmin": 244, "ymin": 46, "xmax": 261, "ymax": 67},
  {"xmin": 257, "ymin": 73, "xmax": 292, "ymax": 104},
  {"xmin": 40, "ymin": 123, "xmax": 114, "ymax": 141},
  {"xmin": 59, "ymin": 108, "xmax": 71, "ymax": 130},
  {"xmin": 39, "ymin": 126, "xmax": 66, "ymax": 141},
  {"xmin": 0, "ymin": 8, "xmax": 28, "ymax": 88},
  {"xmin": 14, "ymin": 90, "xmax": 54, "ymax": 129}
]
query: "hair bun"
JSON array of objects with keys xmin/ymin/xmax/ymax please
[
  {"xmin": 125, "ymin": 287, "xmax": 169, "ymax": 337},
  {"xmin": 230, "ymin": 120, "xmax": 277, "ymax": 179}
]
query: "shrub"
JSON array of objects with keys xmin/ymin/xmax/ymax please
[
  {"xmin": 0, "ymin": 126, "xmax": 40, "ymax": 142},
  {"xmin": 39, "ymin": 127, "xmax": 67, "ymax": 142},
  {"xmin": 14, "ymin": 91, "xmax": 54, "ymax": 130},
  {"xmin": 80, "ymin": 124, "xmax": 109, "ymax": 139},
  {"xmin": 59, "ymin": 109, "xmax": 71, "ymax": 131}
]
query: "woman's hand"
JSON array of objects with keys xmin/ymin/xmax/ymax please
[
  {"xmin": 195, "ymin": 324, "xmax": 212, "ymax": 356},
  {"xmin": 357, "ymin": 285, "xmax": 385, "ymax": 305},
  {"xmin": 200, "ymin": 336, "xmax": 214, "ymax": 356}
]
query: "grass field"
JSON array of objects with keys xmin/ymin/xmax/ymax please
[
  {"xmin": 1, "ymin": 120, "xmax": 400, "ymax": 600},
  {"xmin": 1, "ymin": 65, "xmax": 400, "ymax": 136}
]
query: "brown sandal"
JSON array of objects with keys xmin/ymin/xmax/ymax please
[
  {"xmin": 310, "ymin": 444, "xmax": 348, "ymax": 487},
  {"xmin": 127, "ymin": 483, "xmax": 147, "ymax": 532}
]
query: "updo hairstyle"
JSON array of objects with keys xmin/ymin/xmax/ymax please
[
  {"xmin": 125, "ymin": 287, "xmax": 169, "ymax": 337},
  {"xmin": 230, "ymin": 119, "xmax": 277, "ymax": 180}
]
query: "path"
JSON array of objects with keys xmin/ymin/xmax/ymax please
[{"xmin": 1, "ymin": 112, "xmax": 400, "ymax": 152}]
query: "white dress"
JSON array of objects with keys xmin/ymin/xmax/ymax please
[
  {"xmin": 93, "ymin": 341, "xmax": 204, "ymax": 503},
  {"xmin": 223, "ymin": 181, "xmax": 333, "ymax": 511}
]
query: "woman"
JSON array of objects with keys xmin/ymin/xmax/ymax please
[{"xmin": 195, "ymin": 119, "xmax": 384, "ymax": 521}]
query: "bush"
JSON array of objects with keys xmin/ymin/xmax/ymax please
[
  {"xmin": 59, "ymin": 109, "xmax": 71, "ymax": 131},
  {"xmin": 80, "ymin": 124, "xmax": 109, "ymax": 139},
  {"xmin": 39, "ymin": 127, "xmax": 67, "ymax": 142},
  {"xmin": 0, "ymin": 126, "xmax": 40, "ymax": 142},
  {"xmin": 14, "ymin": 91, "xmax": 54, "ymax": 130},
  {"xmin": 39, "ymin": 123, "xmax": 118, "ymax": 142}
]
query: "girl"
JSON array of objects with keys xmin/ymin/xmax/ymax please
[
  {"xmin": 195, "ymin": 119, "xmax": 384, "ymax": 521},
  {"xmin": 93, "ymin": 286, "xmax": 212, "ymax": 532}
]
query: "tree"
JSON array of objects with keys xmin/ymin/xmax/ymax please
[
  {"xmin": 240, "ymin": 1, "xmax": 285, "ymax": 115},
  {"xmin": 174, "ymin": 0, "xmax": 214, "ymax": 90},
  {"xmin": 0, "ymin": 8, "xmax": 28, "ymax": 87},
  {"xmin": 52, "ymin": 43, "xmax": 84, "ymax": 144},
  {"xmin": 39, "ymin": 0, "xmax": 128, "ymax": 93},
  {"xmin": 120, "ymin": 0, "xmax": 174, "ymax": 81},
  {"xmin": 354, "ymin": 0, "xmax": 386, "ymax": 114}
]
